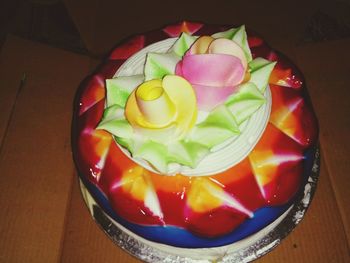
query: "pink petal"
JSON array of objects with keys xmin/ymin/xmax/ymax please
[
  {"xmin": 193, "ymin": 83, "xmax": 239, "ymax": 111},
  {"xmin": 208, "ymin": 38, "xmax": 247, "ymax": 71},
  {"xmin": 179, "ymin": 54, "xmax": 245, "ymax": 87}
]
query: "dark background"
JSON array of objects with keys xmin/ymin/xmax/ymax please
[{"xmin": 1, "ymin": 0, "xmax": 350, "ymax": 58}]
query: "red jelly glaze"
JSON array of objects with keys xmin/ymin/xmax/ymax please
[
  {"xmin": 98, "ymin": 60, "xmax": 126, "ymax": 79},
  {"xmin": 78, "ymin": 74, "xmax": 105, "ymax": 116},
  {"xmin": 156, "ymin": 190, "xmax": 188, "ymax": 226},
  {"xmin": 249, "ymin": 123, "xmax": 304, "ymax": 205},
  {"xmin": 98, "ymin": 142, "xmax": 134, "ymax": 194},
  {"xmin": 248, "ymin": 36, "xmax": 264, "ymax": 48},
  {"xmin": 76, "ymin": 100, "xmax": 109, "ymax": 183},
  {"xmin": 108, "ymin": 187, "xmax": 164, "ymax": 225},
  {"xmin": 211, "ymin": 158, "xmax": 266, "ymax": 211},
  {"xmin": 109, "ymin": 35, "xmax": 145, "ymax": 60},
  {"xmin": 150, "ymin": 173, "xmax": 190, "ymax": 226},
  {"xmin": 270, "ymin": 84, "xmax": 318, "ymax": 147}
]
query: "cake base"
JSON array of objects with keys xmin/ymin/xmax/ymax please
[{"xmin": 79, "ymin": 147, "xmax": 320, "ymax": 263}]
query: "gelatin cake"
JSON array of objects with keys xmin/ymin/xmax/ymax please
[{"xmin": 72, "ymin": 21, "xmax": 319, "ymax": 262}]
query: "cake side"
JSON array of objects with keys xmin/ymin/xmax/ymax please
[{"xmin": 72, "ymin": 21, "xmax": 319, "ymax": 248}]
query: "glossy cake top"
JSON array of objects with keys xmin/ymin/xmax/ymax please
[{"xmin": 73, "ymin": 21, "xmax": 318, "ymax": 247}]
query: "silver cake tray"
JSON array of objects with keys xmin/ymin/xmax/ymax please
[{"xmin": 79, "ymin": 147, "xmax": 320, "ymax": 263}]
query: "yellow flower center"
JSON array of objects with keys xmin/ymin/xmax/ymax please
[{"xmin": 135, "ymin": 79, "xmax": 176, "ymax": 127}]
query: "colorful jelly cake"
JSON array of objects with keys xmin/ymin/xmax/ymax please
[{"xmin": 72, "ymin": 21, "xmax": 319, "ymax": 261}]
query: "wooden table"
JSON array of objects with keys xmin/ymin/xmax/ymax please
[{"xmin": 0, "ymin": 34, "xmax": 349, "ymax": 262}]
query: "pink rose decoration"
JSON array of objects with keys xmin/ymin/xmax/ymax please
[{"xmin": 175, "ymin": 37, "xmax": 247, "ymax": 111}]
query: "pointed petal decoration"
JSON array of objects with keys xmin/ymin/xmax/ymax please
[
  {"xmin": 129, "ymin": 137, "xmax": 210, "ymax": 173},
  {"xmin": 225, "ymin": 82, "xmax": 266, "ymax": 124},
  {"xmin": 249, "ymin": 58, "xmax": 276, "ymax": 92},
  {"xmin": 96, "ymin": 105, "xmax": 134, "ymax": 139},
  {"xmin": 144, "ymin": 52, "xmax": 181, "ymax": 80},
  {"xmin": 134, "ymin": 140, "xmax": 169, "ymax": 173},
  {"xmin": 189, "ymin": 105, "xmax": 240, "ymax": 148},
  {"xmin": 167, "ymin": 141, "xmax": 209, "ymax": 168},
  {"xmin": 106, "ymin": 75, "xmax": 144, "ymax": 108},
  {"xmin": 249, "ymin": 123, "xmax": 304, "ymax": 205},
  {"xmin": 169, "ymin": 32, "xmax": 197, "ymax": 57},
  {"xmin": 79, "ymin": 74, "xmax": 105, "ymax": 115},
  {"xmin": 163, "ymin": 21, "xmax": 203, "ymax": 37},
  {"xmin": 109, "ymin": 35, "xmax": 145, "ymax": 59}
]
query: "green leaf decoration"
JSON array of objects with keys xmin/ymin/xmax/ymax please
[
  {"xmin": 96, "ymin": 105, "xmax": 133, "ymax": 138},
  {"xmin": 134, "ymin": 140, "xmax": 169, "ymax": 173},
  {"xmin": 212, "ymin": 27, "xmax": 238, "ymax": 39},
  {"xmin": 212, "ymin": 25, "xmax": 252, "ymax": 62},
  {"xmin": 115, "ymin": 137, "xmax": 134, "ymax": 152},
  {"xmin": 249, "ymin": 58, "xmax": 276, "ymax": 92},
  {"xmin": 189, "ymin": 105, "xmax": 240, "ymax": 148},
  {"xmin": 98, "ymin": 104, "xmax": 124, "ymax": 122},
  {"xmin": 167, "ymin": 141, "xmax": 209, "ymax": 168},
  {"xmin": 225, "ymin": 82, "xmax": 266, "ymax": 125},
  {"xmin": 144, "ymin": 52, "xmax": 181, "ymax": 81},
  {"xmin": 106, "ymin": 75, "xmax": 143, "ymax": 107},
  {"xmin": 169, "ymin": 32, "xmax": 197, "ymax": 57}
]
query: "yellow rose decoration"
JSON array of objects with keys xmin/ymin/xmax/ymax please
[{"xmin": 125, "ymin": 75, "xmax": 197, "ymax": 139}]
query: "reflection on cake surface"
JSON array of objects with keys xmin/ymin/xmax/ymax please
[{"xmin": 73, "ymin": 21, "xmax": 318, "ymax": 249}]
